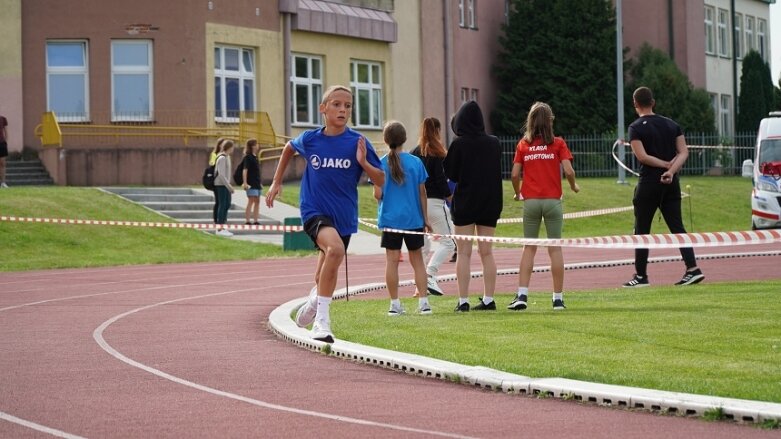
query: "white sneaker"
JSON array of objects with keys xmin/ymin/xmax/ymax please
[
  {"xmin": 426, "ymin": 276, "xmax": 444, "ymax": 296},
  {"xmin": 216, "ymin": 229, "xmax": 234, "ymax": 237},
  {"xmin": 417, "ymin": 304, "xmax": 432, "ymax": 315},
  {"xmin": 295, "ymin": 287, "xmax": 318, "ymax": 328},
  {"xmin": 311, "ymin": 319, "xmax": 334, "ymax": 343},
  {"xmin": 0, "ymin": 182, "xmax": 8, "ymax": 188},
  {"xmin": 387, "ymin": 304, "xmax": 405, "ymax": 317}
]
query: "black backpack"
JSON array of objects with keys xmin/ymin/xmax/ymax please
[
  {"xmin": 233, "ymin": 157, "xmax": 245, "ymax": 186},
  {"xmin": 202, "ymin": 164, "xmax": 216, "ymax": 190}
]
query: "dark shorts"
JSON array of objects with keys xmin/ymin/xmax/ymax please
[
  {"xmin": 380, "ymin": 229, "xmax": 425, "ymax": 251},
  {"xmin": 452, "ymin": 217, "xmax": 499, "ymax": 228},
  {"xmin": 303, "ymin": 215, "xmax": 351, "ymax": 251},
  {"xmin": 0, "ymin": 142, "xmax": 7, "ymax": 158}
]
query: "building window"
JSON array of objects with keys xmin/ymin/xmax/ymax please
[
  {"xmin": 745, "ymin": 16, "xmax": 755, "ymax": 54},
  {"xmin": 704, "ymin": 6, "xmax": 716, "ymax": 55},
  {"xmin": 717, "ymin": 9, "xmax": 730, "ymax": 58},
  {"xmin": 720, "ymin": 94, "xmax": 732, "ymax": 137},
  {"xmin": 111, "ymin": 40, "xmax": 153, "ymax": 121},
  {"xmin": 757, "ymin": 18, "xmax": 767, "ymax": 61},
  {"xmin": 460, "ymin": 87, "xmax": 478, "ymax": 104},
  {"xmin": 350, "ymin": 60, "xmax": 383, "ymax": 128},
  {"xmin": 290, "ymin": 54, "xmax": 323, "ymax": 126},
  {"xmin": 734, "ymin": 13, "xmax": 743, "ymax": 59},
  {"xmin": 710, "ymin": 93, "xmax": 719, "ymax": 132},
  {"xmin": 214, "ymin": 46, "xmax": 255, "ymax": 122},
  {"xmin": 458, "ymin": 0, "xmax": 465, "ymax": 27},
  {"xmin": 467, "ymin": 0, "xmax": 477, "ymax": 29},
  {"xmin": 46, "ymin": 40, "xmax": 89, "ymax": 122}
]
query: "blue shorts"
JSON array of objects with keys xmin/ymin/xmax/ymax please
[{"xmin": 246, "ymin": 188, "xmax": 261, "ymax": 197}]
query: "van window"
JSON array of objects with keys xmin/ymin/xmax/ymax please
[{"xmin": 759, "ymin": 139, "xmax": 781, "ymax": 164}]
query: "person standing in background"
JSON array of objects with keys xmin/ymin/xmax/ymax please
[
  {"xmin": 214, "ymin": 140, "xmax": 235, "ymax": 237},
  {"xmin": 241, "ymin": 138, "xmax": 262, "ymax": 225},
  {"xmin": 0, "ymin": 114, "xmax": 9, "ymax": 188}
]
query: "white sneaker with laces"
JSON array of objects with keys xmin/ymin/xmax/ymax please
[
  {"xmin": 216, "ymin": 229, "xmax": 234, "ymax": 237},
  {"xmin": 311, "ymin": 319, "xmax": 334, "ymax": 343},
  {"xmin": 295, "ymin": 287, "xmax": 318, "ymax": 328},
  {"xmin": 417, "ymin": 304, "xmax": 432, "ymax": 315},
  {"xmin": 426, "ymin": 275, "xmax": 444, "ymax": 296}
]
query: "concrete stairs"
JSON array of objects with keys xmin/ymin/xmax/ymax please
[
  {"xmin": 103, "ymin": 187, "xmax": 280, "ymax": 235},
  {"xmin": 5, "ymin": 159, "xmax": 54, "ymax": 186}
]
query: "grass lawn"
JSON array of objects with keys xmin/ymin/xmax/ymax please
[
  {"xmin": 0, "ymin": 187, "xmax": 313, "ymax": 271},
  {"xmin": 278, "ymin": 176, "xmax": 754, "ymax": 237},
  {"xmin": 331, "ymin": 281, "xmax": 781, "ymax": 404}
]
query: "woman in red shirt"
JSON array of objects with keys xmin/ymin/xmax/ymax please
[{"xmin": 509, "ymin": 102, "xmax": 579, "ymax": 311}]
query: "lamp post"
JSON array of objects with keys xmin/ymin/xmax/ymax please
[{"xmin": 616, "ymin": 0, "xmax": 627, "ymax": 184}]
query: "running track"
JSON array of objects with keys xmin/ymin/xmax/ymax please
[{"xmin": 1, "ymin": 246, "xmax": 779, "ymax": 438}]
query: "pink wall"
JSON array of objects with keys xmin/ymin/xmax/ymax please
[{"xmin": 0, "ymin": 77, "xmax": 23, "ymax": 154}]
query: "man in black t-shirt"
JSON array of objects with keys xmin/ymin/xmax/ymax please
[{"xmin": 622, "ymin": 87, "xmax": 705, "ymax": 288}]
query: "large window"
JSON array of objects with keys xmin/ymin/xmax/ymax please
[
  {"xmin": 214, "ymin": 46, "xmax": 255, "ymax": 122},
  {"xmin": 734, "ymin": 13, "xmax": 743, "ymax": 59},
  {"xmin": 709, "ymin": 93, "xmax": 719, "ymax": 132},
  {"xmin": 745, "ymin": 16, "xmax": 755, "ymax": 54},
  {"xmin": 717, "ymin": 9, "xmax": 730, "ymax": 57},
  {"xmin": 704, "ymin": 6, "xmax": 716, "ymax": 55},
  {"xmin": 758, "ymin": 18, "xmax": 767, "ymax": 60},
  {"xmin": 111, "ymin": 40, "xmax": 153, "ymax": 121},
  {"xmin": 46, "ymin": 41, "xmax": 89, "ymax": 122},
  {"xmin": 290, "ymin": 54, "xmax": 323, "ymax": 126},
  {"xmin": 350, "ymin": 60, "xmax": 383, "ymax": 129},
  {"xmin": 720, "ymin": 94, "xmax": 732, "ymax": 137}
]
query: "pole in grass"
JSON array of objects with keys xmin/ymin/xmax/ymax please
[
  {"xmin": 686, "ymin": 184, "xmax": 694, "ymax": 231},
  {"xmin": 344, "ymin": 253, "xmax": 349, "ymax": 301}
]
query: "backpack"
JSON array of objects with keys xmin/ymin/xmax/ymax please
[
  {"xmin": 233, "ymin": 157, "xmax": 245, "ymax": 186},
  {"xmin": 202, "ymin": 164, "xmax": 216, "ymax": 190}
]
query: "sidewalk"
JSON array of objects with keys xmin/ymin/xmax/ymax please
[{"xmin": 195, "ymin": 188, "xmax": 383, "ymax": 255}]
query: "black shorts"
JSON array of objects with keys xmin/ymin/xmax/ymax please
[
  {"xmin": 452, "ymin": 217, "xmax": 499, "ymax": 228},
  {"xmin": 0, "ymin": 142, "xmax": 7, "ymax": 158},
  {"xmin": 380, "ymin": 229, "xmax": 425, "ymax": 251},
  {"xmin": 303, "ymin": 215, "xmax": 351, "ymax": 251}
]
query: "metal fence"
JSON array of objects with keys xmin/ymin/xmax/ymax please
[{"xmin": 496, "ymin": 132, "xmax": 757, "ymax": 179}]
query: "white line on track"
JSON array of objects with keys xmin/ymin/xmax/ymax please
[
  {"xmin": 0, "ymin": 411, "xmax": 86, "ymax": 439},
  {"xmin": 92, "ymin": 287, "xmax": 476, "ymax": 439}
]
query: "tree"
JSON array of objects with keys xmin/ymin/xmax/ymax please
[
  {"xmin": 625, "ymin": 44, "xmax": 715, "ymax": 133},
  {"xmin": 737, "ymin": 51, "xmax": 775, "ymax": 132},
  {"xmin": 491, "ymin": 0, "xmax": 616, "ymax": 135}
]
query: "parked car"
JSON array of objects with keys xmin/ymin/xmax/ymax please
[{"xmin": 744, "ymin": 112, "xmax": 781, "ymax": 230}]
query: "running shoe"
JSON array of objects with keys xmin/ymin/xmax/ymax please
[
  {"xmin": 454, "ymin": 302, "xmax": 470, "ymax": 312},
  {"xmin": 675, "ymin": 269, "xmax": 705, "ymax": 286},
  {"xmin": 311, "ymin": 319, "xmax": 334, "ymax": 343},
  {"xmin": 387, "ymin": 304, "xmax": 406, "ymax": 317},
  {"xmin": 622, "ymin": 274, "xmax": 649, "ymax": 288},
  {"xmin": 426, "ymin": 276, "xmax": 444, "ymax": 296},
  {"xmin": 472, "ymin": 299, "xmax": 496, "ymax": 311},
  {"xmin": 552, "ymin": 299, "xmax": 567, "ymax": 310},
  {"xmin": 294, "ymin": 286, "xmax": 318, "ymax": 328},
  {"xmin": 507, "ymin": 294, "xmax": 528, "ymax": 311}
]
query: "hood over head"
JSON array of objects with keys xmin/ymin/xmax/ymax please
[{"xmin": 451, "ymin": 101, "xmax": 486, "ymax": 136}]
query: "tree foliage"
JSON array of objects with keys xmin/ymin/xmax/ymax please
[
  {"xmin": 736, "ymin": 51, "xmax": 775, "ymax": 132},
  {"xmin": 625, "ymin": 44, "xmax": 715, "ymax": 133},
  {"xmin": 491, "ymin": 0, "xmax": 616, "ymax": 135}
]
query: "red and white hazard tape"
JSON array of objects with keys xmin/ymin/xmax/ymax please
[
  {"xmin": 358, "ymin": 218, "xmax": 781, "ymax": 249},
  {"xmin": 0, "ymin": 216, "xmax": 304, "ymax": 232},
  {"xmin": 493, "ymin": 206, "xmax": 635, "ymax": 224}
]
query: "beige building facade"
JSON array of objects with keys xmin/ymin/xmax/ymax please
[{"xmin": 0, "ymin": 0, "xmax": 23, "ymax": 155}]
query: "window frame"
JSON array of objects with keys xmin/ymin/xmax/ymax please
[
  {"xmin": 745, "ymin": 15, "xmax": 755, "ymax": 55},
  {"xmin": 350, "ymin": 60, "xmax": 383, "ymax": 129},
  {"xmin": 111, "ymin": 39, "xmax": 154, "ymax": 122},
  {"xmin": 720, "ymin": 94, "xmax": 732, "ymax": 137},
  {"xmin": 214, "ymin": 45, "xmax": 256, "ymax": 123},
  {"xmin": 704, "ymin": 6, "xmax": 716, "ymax": 55},
  {"xmin": 734, "ymin": 12, "xmax": 743, "ymax": 60},
  {"xmin": 45, "ymin": 40, "xmax": 90, "ymax": 123},
  {"xmin": 467, "ymin": 0, "xmax": 477, "ymax": 29},
  {"xmin": 290, "ymin": 53, "xmax": 324, "ymax": 127},
  {"xmin": 717, "ymin": 8, "xmax": 730, "ymax": 58},
  {"xmin": 757, "ymin": 18, "xmax": 767, "ymax": 60},
  {"xmin": 458, "ymin": 0, "xmax": 465, "ymax": 27}
]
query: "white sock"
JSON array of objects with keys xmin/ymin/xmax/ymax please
[
  {"xmin": 459, "ymin": 297, "xmax": 469, "ymax": 305},
  {"xmin": 517, "ymin": 287, "xmax": 529, "ymax": 297},
  {"xmin": 418, "ymin": 297, "xmax": 429, "ymax": 307},
  {"xmin": 316, "ymin": 296, "xmax": 332, "ymax": 321},
  {"xmin": 553, "ymin": 292, "xmax": 563, "ymax": 301},
  {"xmin": 482, "ymin": 295, "xmax": 494, "ymax": 304},
  {"xmin": 391, "ymin": 298, "xmax": 401, "ymax": 309}
]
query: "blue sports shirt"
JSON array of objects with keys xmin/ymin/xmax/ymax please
[
  {"xmin": 377, "ymin": 152, "xmax": 428, "ymax": 230},
  {"xmin": 291, "ymin": 127, "xmax": 382, "ymax": 236}
]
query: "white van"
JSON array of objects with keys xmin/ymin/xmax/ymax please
[{"xmin": 745, "ymin": 112, "xmax": 781, "ymax": 229}]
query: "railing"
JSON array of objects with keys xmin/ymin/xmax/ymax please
[{"xmin": 497, "ymin": 132, "xmax": 757, "ymax": 179}]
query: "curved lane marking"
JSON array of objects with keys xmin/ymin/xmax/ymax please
[{"xmin": 0, "ymin": 411, "xmax": 86, "ymax": 439}]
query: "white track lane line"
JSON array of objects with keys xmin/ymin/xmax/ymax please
[
  {"xmin": 0, "ymin": 412, "xmax": 86, "ymax": 439},
  {"xmin": 92, "ymin": 287, "xmax": 476, "ymax": 439}
]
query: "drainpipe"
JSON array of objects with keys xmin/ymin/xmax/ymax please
[
  {"xmin": 731, "ymin": 0, "xmax": 737, "ymax": 136},
  {"xmin": 283, "ymin": 12, "xmax": 292, "ymax": 138},
  {"xmin": 443, "ymin": 0, "xmax": 453, "ymax": 146}
]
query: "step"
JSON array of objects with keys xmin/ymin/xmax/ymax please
[
  {"xmin": 140, "ymin": 201, "xmax": 220, "ymax": 211},
  {"xmin": 161, "ymin": 210, "xmax": 247, "ymax": 220},
  {"xmin": 2, "ymin": 179, "xmax": 55, "ymax": 186},
  {"xmin": 121, "ymin": 194, "xmax": 214, "ymax": 203},
  {"xmin": 5, "ymin": 170, "xmax": 51, "ymax": 178},
  {"xmin": 104, "ymin": 187, "xmax": 197, "ymax": 196},
  {"xmin": 6, "ymin": 161, "xmax": 46, "ymax": 170}
]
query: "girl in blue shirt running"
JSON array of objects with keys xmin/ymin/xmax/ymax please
[
  {"xmin": 374, "ymin": 121, "xmax": 432, "ymax": 316},
  {"xmin": 265, "ymin": 85, "xmax": 385, "ymax": 343}
]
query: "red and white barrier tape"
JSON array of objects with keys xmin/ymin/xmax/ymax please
[{"xmin": 0, "ymin": 216, "xmax": 303, "ymax": 232}]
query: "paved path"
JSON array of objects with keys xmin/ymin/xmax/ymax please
[{"xmin": 1, "ymin": 245, "xmax": 779, "ymax": 438}]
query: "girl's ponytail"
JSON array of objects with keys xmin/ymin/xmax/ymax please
[{"xmin": 383, "ymin": 121, "xmax": 407, "ymax": 185}]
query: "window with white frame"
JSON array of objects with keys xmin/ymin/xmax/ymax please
[
  {"xmin": 758, "ymin": 18, "xmax": 767, "ymax": 60},
  {"xmin": 467, "ymin": 0, "xmax": 477, "ymax": 29},
  {"xmin": 704, "ymin": 6, "xmax": 716, "ymax": 55},
  {"xmin": 214, "ymin": 46, "xmax": 255, "ymax": 122},
  {"xmin": 709, "ymin": 93, "xmax": 719, "ymax": 131},
  {"xmin": 111, "ymin": 40, "xmax": 153, "ymax": 121},
  {"xmin": 458, "ymin": 0, "xmax": 465, "ymax": 27},
  {"xmin": 46, "ymin": 40, "xmax": 89, "ymax": 122},
  {"xmin": 720, "ymin": 94, "xmax": 732, "ymax": 137},
  {"xmin": 734, "ymin": 13, "xmax": 743, "ymax": 59},
  {"xmin": 350, "ymin": 60, "xmax": 383, "ymax": 128},
  {"xmin": 460, "ymin": 87, "xmax": 478, "ymax": 104},
  {"xmin": 745, "ymin": 16, "xmax": 755, "ymax": 54},
  {"xmin": 717, "ymin": 9, "xmax": 730, "ymax": 57},
  {"xmin": 290, "ymin": 54, "xmax": 323, "ymax": 126}
]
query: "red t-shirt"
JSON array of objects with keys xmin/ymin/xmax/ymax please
[{"xmin": 513, "ymin": 136, "xmax": 573, "ymax": 199}]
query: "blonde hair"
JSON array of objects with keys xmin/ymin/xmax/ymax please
[
  {"xmin": 383, "ymin": 121, "xmax": 407, "ymax": 185},
  {"xmin": 523, "ymin": 102, "xmax": 555, "ymax": 144},
  {"xmin": 417, "ymin": 117, "xmax": 446, "ymax": 158},
  {"xmin": 244, "ymin": 138, "xmax": 258, "ymax": 155},
  {"xmin": 321, "ymin": 85, "xmax": 352, "ymax": 104}
]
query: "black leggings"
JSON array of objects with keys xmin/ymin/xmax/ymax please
[{"xmin": 633, "ymin": 179, "xmax": 697, "ymax": 276}]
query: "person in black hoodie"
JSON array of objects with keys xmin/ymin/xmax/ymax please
[{"xmin": 443, "ymin": 101, "xmax": 503, "ymax": 312}]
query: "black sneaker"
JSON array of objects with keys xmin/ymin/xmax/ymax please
[
  {"xmin": 622, "ymin": 274, "xmax": 649, "ymax": 288},
  {"xmin": 449, "ymin": 252, "xmax": 457, "ymax": 263},
  {"xmin": 675, "ymin": 269, "xmax": 705, "ymax": 286},
  {"xmin": 507, "ymin": 294, "xmax": 528, "ymax": 310},
  {"xmin": 454, "ymin": 302, "xmax": 470, "ymax": 312},
  {"xmin": 552, "ymin": 298, "xmax": 566, "ymax": 310},
  {"xmin": 473, "ymin": 299, "xmax": 496, "ymax": 311}
]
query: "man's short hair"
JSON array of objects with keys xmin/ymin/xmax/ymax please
[{"xmin": 633, "ymin": 87, "xmax": 654, "ymax": 108}]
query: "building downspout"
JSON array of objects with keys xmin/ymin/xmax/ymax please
[
  {"xmin": 443, "ymin": 0, "xmax": 453, "ymax": 146},
  {"xmin": 731, "ymin": 0, "xmax": 737, "ymax": 135},
  {"xmin": 283, "ymin": 12, "xmax": 292, "ymax": 138}
]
